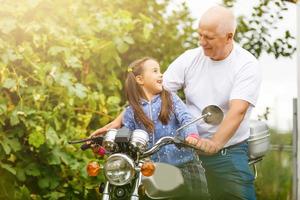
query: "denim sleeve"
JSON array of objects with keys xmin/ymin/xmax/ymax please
[
  {"xmin": 122, "ymin": 107, "xmax": 136, "ymax": 131},
  {"xmin": 172, "ymin": 93, "xmax": 199, "ymax": 138}
]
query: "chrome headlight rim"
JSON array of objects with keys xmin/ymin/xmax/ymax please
[{"xmin": 104, "ymin": 153, "xmax": 135, "ymax": 186}]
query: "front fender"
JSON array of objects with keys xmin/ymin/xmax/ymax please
[{"xmin": 141, "ymin": 163, "xmax": 185, "ymax": 199}]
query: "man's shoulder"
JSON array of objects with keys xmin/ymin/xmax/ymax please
[
  {"xmin": 234, "ymin": 44, "xmax": 258, "ymax": 63},
  {"xmin": 166, "ymin": 47, "xmax": 204, "ymax": 72},
  {"xmin": 182, "ymin": 47, "xmax": 203, "ymax": 58}
]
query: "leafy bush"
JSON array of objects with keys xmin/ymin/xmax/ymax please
[
  {"xmin": 0, "ymin": 0, "xmax": 195, "ymax": 199},
  {"xmin": 255, "ymin": 132, "xmax": 293, "ymax": 200}
]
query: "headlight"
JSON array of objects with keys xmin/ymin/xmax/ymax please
[{"xmin": 104, "ymin": 154, "xmax": 135, "ymax": 186}]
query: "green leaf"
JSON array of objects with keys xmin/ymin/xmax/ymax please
[
  {"xmin": 0, "ymin": 141, "xmax": 11, "ymax": 154},
  {"xmin": 123, "ymin": 36, "xmax": 134, "ymax": 44},
  {"xmin": 2, "ymin": 78, "xmax": 16, "ymax": 89},
  {"xmin": 99, "ymin": 94, "xmax": 106, "ymax": 105},
  {"xmin": 114, "ymin": 55, "xmax": 121, "ymax": 66},
  {"xmin": 47, "ymin": 153, "xmax": 61, "ymax": 165},
  {"xmin": 25, "ymin": 163, "xmax": 41, "ymax": 176},
  {"xmin": 38, "ymin": 177, "xmax": 50, "ymax": 189},
  {"xmin": 115, "ymin": 38, "xmax": 129, "ymax": 53},
  {"xmin": 54, "ymin": 72, "xmax": 73, "ymax": 87},
  {"xmin": 99, "ymin": 116, "xmax": 110, "ymax": 125},
  {"xmin": 73, "ymin": 83, "xmax": 87, "ymax": 99},
  {"xmin": 1, "ymin": 49, "xmax": 22, "ymax": 64},
  {"xmin": 6, "ymin": 137, "xmax": 21, "ymax": 152},
  {"xmin": 10, "ymin": 110, "xmax": 20, "ymax": 126},
  {"xmin": 38, "ymin": 175, "xmax": 59, "ymax": 190},
  {"xmin": 65, "ymin": 56, "xmax": 82, "ymax": 69},
  {"xmin": 57, "ymin": 151, "xmax": 72, "ymax": 165},
  {"xmin": 16, "ymin": 167, "xmax": 26, "ymax": 182},
  {"xmin": 0, "ymin": 104, "xmax": 7, "ymax": 115},
  {"xmin": 15, "ymin": 185, "xmax": 31, "ymax": 200},
  {"xmin": 100, "ymin": 43, "xmax": 118, "ymax": 64},
  {"xmin": 43, "ymin": 191, "xmax": 65, "ymax": 200},
  {"xmin": 49, "ymin": 176, "xmax": 60, "ymax": 189},
  {"xmin": 45, "ymin": 126, "xmax": 59, "ymax": 146},
  {"xmin": 28, "ymin": 131, "xmax": 45, "ymax": 148},
  {"xmin": 107, "ymin": 96, "xmax": 121, "ymax": 106},
  {"xmin": 0, "ymin": 162, "xmax": 16, "ymax": 175}
]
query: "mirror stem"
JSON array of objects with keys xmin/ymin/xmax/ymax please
[{"xmin": 175, "ymin": 112, "xmax": 211, "ymax": 136}]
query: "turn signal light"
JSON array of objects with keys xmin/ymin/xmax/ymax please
[
  {"xmin": 86, "ymin": 161, "xmax": 101, "ymax": 176},
  {"xmin": 141, "ymin": 162, "xmax": 155, "ymax": 177}
]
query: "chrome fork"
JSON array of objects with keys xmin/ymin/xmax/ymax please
[
  {"xmin": 131, "ymin": 165, "xmax": 142, "ymax": 200},
  {"xmin": 102, "ymin": 181, "xmax": 110, "ymax": 200}
]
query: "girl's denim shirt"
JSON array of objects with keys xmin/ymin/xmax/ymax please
[{"xmin": 123, "ymin": 93, "xmax": 199, "ymax": 166}]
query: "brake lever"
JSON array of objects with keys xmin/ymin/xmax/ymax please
[{"xmin": 68, "ymin": 135, "xmax": 104, "ymax": 144}]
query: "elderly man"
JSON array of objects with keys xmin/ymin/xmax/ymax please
[
  {"xmin": 164, "ymin": 6, "xmax": 261, "ymax": 200},
  {"xmin": 91, "ymin": 5, "xmax": 261, "ymax": 200}
]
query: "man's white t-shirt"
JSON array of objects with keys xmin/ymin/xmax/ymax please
[{"xmin": 163, "ymin": 44, "xmax": 262, "ymax": 147}]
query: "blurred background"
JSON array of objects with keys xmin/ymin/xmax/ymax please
[{"xmin": 0, "ymin": 0, "xmax": 296, "ymax": 199}]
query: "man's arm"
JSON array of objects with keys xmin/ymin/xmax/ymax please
[
  {"xmin": 189, "ymin": 99, "xmax": 250, "ymax": 154},
  {"xmin": 90, "ymin": 110, "xmax": 124, "ymax": 137},
  {"xmin": 211, "ymin": 99, "xmax": 249, "ymax": 149}
]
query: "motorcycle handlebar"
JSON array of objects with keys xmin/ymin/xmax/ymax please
[
  {"xmin": 69, "ymin": 135, "xmax": 202, "ymax": 153},
  {"xmin": 141, "ymin": 136, "xmax": 203, "ymax": 158},
  {"xmin": 68, "ymin": 136, "xmax": 104, "ymax": 151},
  {"xmin": 80, "ymin": 143, "xmax": 91, "ymax": 151}
]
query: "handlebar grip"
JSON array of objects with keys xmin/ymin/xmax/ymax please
[
  {"xmin": 174, "ymin": 138, "xmax": 204, "ymax": 152},
  {"xmin": 80, "ymin": 143, "xmax": 91, "ymax": 151}
]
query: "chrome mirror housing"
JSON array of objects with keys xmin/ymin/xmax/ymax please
[
  {"xmin": 130, "ymin": 129, "xmax": 149, "ymax": 153},
  {"xmin": 103, "ymin": 129, "xmax": 118, "ymax": 151}
]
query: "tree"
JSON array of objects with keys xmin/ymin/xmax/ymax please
[
  {"xmin": 223, "ymin": 0, "xmax": 296, "ymax": 58},
  {"xmin": 0, "ymin": 0, "xmax": 195, "ymax": 198}
]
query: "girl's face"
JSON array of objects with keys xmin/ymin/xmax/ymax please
[{"xmin": 136, "ymin": 59, "xmax": 163, "ymax": 98}]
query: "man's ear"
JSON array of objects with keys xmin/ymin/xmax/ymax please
[
  {"xmin": 135, "ymin": 75, "xmax": 144, "ymax": 85},
  {"xmin": 226, "ymin": 32, "xmax": 234, "ymax": 43}
]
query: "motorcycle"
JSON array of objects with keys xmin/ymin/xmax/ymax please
[
  {"xmin": 69, "ymin": 105, "xmax": 270, "ymax": 199},
  {"xmin": 69, "ymin": 105, "xmax": 223, "ymax": 200}
]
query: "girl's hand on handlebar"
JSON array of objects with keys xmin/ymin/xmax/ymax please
[
  {"xmin": 90, "ymin": 127, "xmax": 109, "ymax": 138},
  {"xmin": 185, "ymin": 134, "xmax": 200, "ymax": 146},
  {"xmin": 89, "ymin": 120, "xmax": 121, "ymax": 138}
]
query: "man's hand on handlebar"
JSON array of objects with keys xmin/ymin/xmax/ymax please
[{"xmin": 185, "ymin": 135, "xmax": 221, "ymax": 155}]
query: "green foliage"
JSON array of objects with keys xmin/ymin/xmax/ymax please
[
  {"xmin": 255, "ymin": 132, "xmax": 293, "ymax": 200},
  {"xmin": 227, "ymin": 0, "xmax": 296, "ymax": 58},
  {"xmin": 0, "ymin": 0, "xmax": 195, "ymax": 199}
]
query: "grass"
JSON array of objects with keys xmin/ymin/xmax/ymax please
[{"xmin": 255, "ymin": 129, "xmax": 293, "ymax": 200}]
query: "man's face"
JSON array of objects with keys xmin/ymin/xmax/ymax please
[{"xmin": 198, "ymin": 23, "xmax": 230, "ymax": 60}]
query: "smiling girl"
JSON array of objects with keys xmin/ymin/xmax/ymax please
[{"xmin": 122, "ymin": 57, "xmax": 209, "ymax": 199}]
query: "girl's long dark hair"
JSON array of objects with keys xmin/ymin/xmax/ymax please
[{"xmin": 125, "ymin": 57, "xmax": 173, "ymax": 133}]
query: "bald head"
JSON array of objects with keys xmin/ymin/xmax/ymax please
[{"xmin": 199, "ymin": 6, "xmax": 236, "ymax": 36}]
